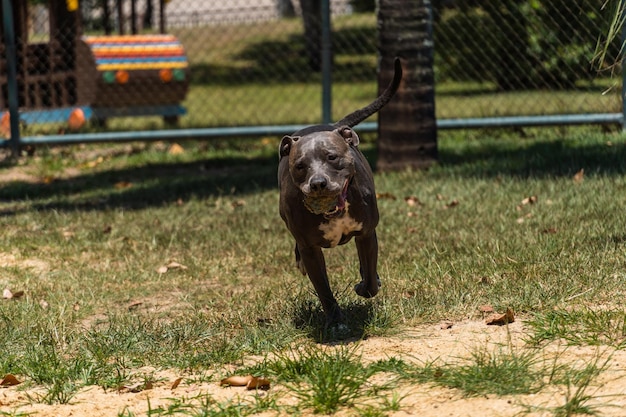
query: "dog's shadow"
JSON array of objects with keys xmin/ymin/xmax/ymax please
[{"xmin": 290, "ymin": 300, "xmax": 386, "ymax": 344}]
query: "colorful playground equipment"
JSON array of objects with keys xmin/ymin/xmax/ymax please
[{"xmin": 0, "ymin": 0, "xmax": 189, "ymax": 130}]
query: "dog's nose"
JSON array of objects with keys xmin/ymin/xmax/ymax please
[{"xmin": 310, "ymin": 176, "xmax": 327, "ymax": 191}]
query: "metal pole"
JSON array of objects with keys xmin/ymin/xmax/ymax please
[
  {"xmin": 622, "ymin": 2, "xmax": 626, "ymax": 132},
  {"xmin": 2, "ymin": 0, "xmax": 20, "ymax": 157},
  {"xmin": 321, "ymin": 0, "xmax": 332, "ymax": 124},
  {"xmin": 159, "ymin": 0, "xmax": 166, "ymax": 33}
]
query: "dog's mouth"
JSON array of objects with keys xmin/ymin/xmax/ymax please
[
  {"xmin": 323, "ymin": 179, "xmax": 350, "ymax": 218},
  {"xmin": 303, "ymin": 178, "xmax": 350, "ymax": 218}
]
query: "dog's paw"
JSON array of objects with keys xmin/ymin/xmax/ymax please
[
  {"xmin": 327, "ymin": 322, "xmax": 351, "ymax": 339},
  {"xmin": 354, "ymin": 277, "xmax": 381, "ymax": 298}
]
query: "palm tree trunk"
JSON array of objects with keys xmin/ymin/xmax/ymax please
[{"xmin": 376, "ymin": 0, "xmax": 438, "ymax": 171}]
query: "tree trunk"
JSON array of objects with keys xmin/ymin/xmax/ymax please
[
  {"xmin": 300, "ymin": 0, "xmax": 322, "ymax": 71},
  {"xmin": 376, "ymin": 0, "xmax": 438, "ymax": 171},
  {"xmin": 143, "ymin": 0, "xmax": 154, "ymax": 29},
  {"xmin": 278, "ymin": 0, "xmax": 296, "ymax": 17}
]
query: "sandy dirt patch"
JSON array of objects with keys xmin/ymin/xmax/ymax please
[{"xmin": 2, "ymin": 320, "xmax": 626, "ymax": 416}]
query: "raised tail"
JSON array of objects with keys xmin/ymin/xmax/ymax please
[{"xmin": 333, "ymin": 57, "xmax": 403, "ymax": 128}]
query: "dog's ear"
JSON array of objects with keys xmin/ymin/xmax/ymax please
[
  {"xmin": 279, "ymin": 135, "xmax": 299, "ymax": 159},
  {"xmin": 337, "ymin": 126, "xmax": 360, "ymax": 147}
]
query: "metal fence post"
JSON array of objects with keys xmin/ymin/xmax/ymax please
[
  {"xmin": 321, "ymin": 0, "xmax": 332, "ymax": 124},
  {"xmin": 622, "ymin": 3, "xmax": 626, "ymax": 132},
  {"xmin": 2, "ymin": 0, "xmax": 20, "ymax": 157}
]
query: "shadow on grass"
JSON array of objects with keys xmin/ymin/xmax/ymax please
[
  {"xmin": 291, "ymin": 300, "xmax": 379, "ymax": 344},
  {"xmin": 436, "ymin": 132, "xmax": 626, "ymax": 178},
  {"xmin": 189, "ymin": 27, "xmax": 377, "ymax": 86},
  {"xmin": 0, "ymin": 154, "xmax": 279, "ymax": 215},
  {"xmin": 1, "ymin": 131, "xmax": 625, "ymax": 216}
]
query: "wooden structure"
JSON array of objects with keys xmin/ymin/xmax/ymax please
[{"xmin": 0, "ymin": 0, "xmax": 189, "ymax": 127}]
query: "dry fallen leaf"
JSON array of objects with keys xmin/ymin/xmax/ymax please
[
  {"xmin": 573, "ymin": 168, "xmax": 584, "ymax": 183},
  {"xmin": 486, "ymin": 308, "xmax": 515, "ymax": 326},
  {"xmin": 521, "ymin": 195, "xmax": 538, "ymax": 205},
  {"xmin": 478, "ymin": 276, "xmax": 492, "ymax": 285},
  {"xmin": 128, "ymin": 301, "xmax": 143, "ymax": 311},
  {"xmin": 404, "ymin": 196, "xmax": 422, "ymax": 207},
  {"xmin": 444, "ymin": 199, "xmax": 459, "ymax": 209},
  {"xmin": 119, "ymin": 382, "xmax": 144, "ymax": 393},
  {"xmin": 166, "ymin": 261, "xmax": 188, "ymax": 270},
  {"xmin": 220, "ymin": 375, "xmax": 270, "ymax": 390},
  {"xmin": 220, "ymin": 375, "xmax": 253, "ymax": 387},
  {"xmin": 246, "ymin": 377, "xmax": 270, "ymax": 390},
  {"xmin": 0, "ymin": 374, "xmax": 21, "ymax": 386},
  {"xmin": 168, "ymin": 143, "xmax": 185, "ymax": 155},
  {"xmin": 479, "ymin": 305, "xmax": 494, "ymax": 313},
  {"xmin": 440, "ymin": 321, "xmax": 454, "ymax": 330},
  {"xmin": 376, "ymin": 192, "xmax": 397, "ymax": 200},
  {"xmin": 114, "ymin": 181, "xmax": 133, "ymax": 189},
  {"xmin": 39, "ymin": 299, "xmax": 49, "ymax": 310},
  {"xmin": 171, "ymin": 377, "xmax": 183, "ymax": 390},
  {"xmin": 157, "ymin": 259, "xmax": 188, "ymax": 274},
  {"xmin": 84, "ymin": 156, "xmax": 105, "ymax": 169},
  {"xmin": 3, "ymin": 289, "xmax": 24, "ymax": 300}
]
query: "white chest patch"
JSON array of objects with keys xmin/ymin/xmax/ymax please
[{"xmin": 319, "ymin": 204, "xmax": 363, "ymax": 247}]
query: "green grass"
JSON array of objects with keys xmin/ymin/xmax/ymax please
[
  {"xmin": 1, "ymin": 127, "xmax": 626, "ymax": 414},
  {"xmin": 246, "ymin": 345, "xmax": 379, "ymax": 414},
  {"xmin": 526, "ymin": 309, "xmax": 626, "ymax": 348}
]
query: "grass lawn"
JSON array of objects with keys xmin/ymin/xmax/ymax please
[{"xmin": 1, "ymin": 126, "xmax": 626, "ymax": 415}]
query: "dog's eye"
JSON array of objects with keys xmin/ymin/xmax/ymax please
[
  {"xmin": 295, "ymin": 162, "xmax": 306, "ymax": 170},
  {"xmin": 328, "ymin": 154, "xmax": 337, "ymax": 161}
]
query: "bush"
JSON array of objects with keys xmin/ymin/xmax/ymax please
[{"xmin": 433, "ymin": 0, "xmax": 619, "ymax": 90}]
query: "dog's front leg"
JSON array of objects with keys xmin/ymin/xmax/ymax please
[
  {"xmin": 354, "ymin": 231, "xmax": 381, "ymax": 298},
  {"xmin": 298, "ymin": 245, "xmax": 343, "ymax": 322}
]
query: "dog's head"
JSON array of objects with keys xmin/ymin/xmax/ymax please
[{"xmin": 279, "ymin": 126, "xmax": 359, "ymax": 216}]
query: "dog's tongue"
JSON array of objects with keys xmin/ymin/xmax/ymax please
[{"xmin": 336, "ymin": 180, "xmax": 349, "ymax": 211}]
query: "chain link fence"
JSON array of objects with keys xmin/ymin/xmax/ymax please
[{"xmin": 0, "ymin": 0, "xmax": 622, "ymax": 140}]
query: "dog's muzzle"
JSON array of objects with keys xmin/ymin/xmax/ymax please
[{"xmin": 303, "ymin": 179, "xmax": 350, "ymax": 218}]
